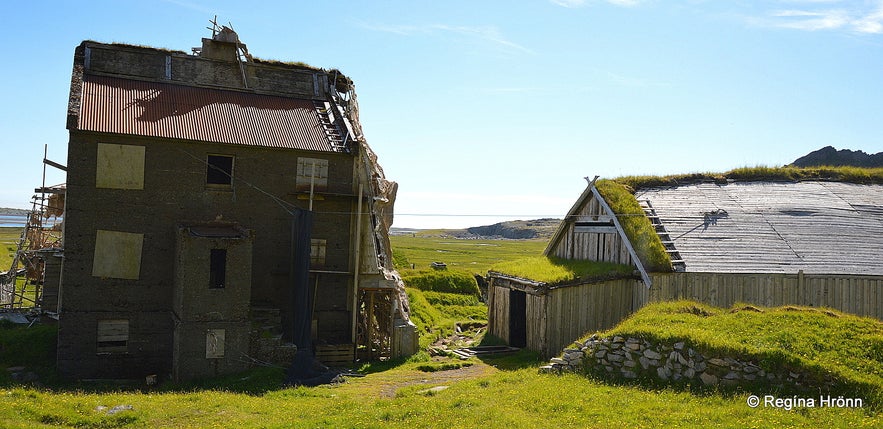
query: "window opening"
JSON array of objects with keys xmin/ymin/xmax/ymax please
[
  {"xmin": 206, "ymin": 155, "xmax": 233, "ymax": 185},
  {"xmin": 210, "ymin": 249, "xmax": 227, "ymax": 288}
]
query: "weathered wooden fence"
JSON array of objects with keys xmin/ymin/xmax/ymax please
[
  {"xmin": 489, "ymin": 271, "xmax": 883, "ymax": 358},
  {"xmin": 644, "ymin": 272, "xmax": 883, "ymax": 320}
]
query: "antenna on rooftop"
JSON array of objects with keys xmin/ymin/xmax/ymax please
[{"xmin": 207, "ymin": 15, "xmax": 220, "ymax": 38}]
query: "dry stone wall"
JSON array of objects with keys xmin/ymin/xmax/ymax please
[{"xmin": 541, "ymin": 334, "xmax": 838, "ymax": 392}]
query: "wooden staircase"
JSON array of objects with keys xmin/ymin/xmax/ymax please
[{"xmin": 638, "ymin": 199, "xmax": 686, "ymax": 272}]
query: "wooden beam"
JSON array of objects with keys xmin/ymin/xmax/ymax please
[
  {"xmin": 591, "ymin": 186, "xmax": 653, "ymax": 288},
  {"xmin": 43, "ymin": 158, "xmax": 67, "ymax": 172}
]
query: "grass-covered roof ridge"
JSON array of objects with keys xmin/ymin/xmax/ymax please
[
  {"xmin": 615, "ymin": 165, "xmax": 883, "ymax": 191},
  {"xmin": 594, "ymin": 180, "xmax": 672, "ymax": 272},
  {"xmin": 489, "ymin": 256, "xmax": 634, "ymax": 285},
  {"xmin": 581, "ymin": 300, "xmax": 883, "ymax": 409}
]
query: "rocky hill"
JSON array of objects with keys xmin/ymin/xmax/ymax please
[
  {"xmin": 465, "ymin": 218, "xmax": 560, "ymax": 239},
  {"xmin": 0, "ymin": 208, "xmax": 29, "ymax": 216},
  {"xmin": 792, "ymin": 146, "xmax": 883, "ymax": 168},
  {"xmin": 391, "ymin": 218, "xmax": 561, "ymax": 239}
]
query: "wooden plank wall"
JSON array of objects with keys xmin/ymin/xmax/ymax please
[
  {"xmin": 549, "ymin": 195, "xmax": 633, "ymax": 265},
  {"xmin": 526, "ymin": 293, "xmax": 547, "ymax": 353},
  {"xmin": 487, "ymin": 284, "xmax": 510, "ymax": 342},
  {"xmin": 648, "ymin": 272, "xmax": 883, "ymax": 319},
  {"xmin": 491, "ymin": 271, "xmax": 882, "ymax": 358},
  {"xmin": 542, "ymin": 279, "xmax": 640, "ymax": 357}
]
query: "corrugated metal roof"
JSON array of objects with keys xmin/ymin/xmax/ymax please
[
  {"xmin": 637, "ymin": 181, "xmax": 883, "ymax": 275},
  {"xmin": 76, "ymin": 75, "xmax": 336, "ymax": 152}
]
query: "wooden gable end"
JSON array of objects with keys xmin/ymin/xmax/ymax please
[{"xmin": 546, "ymin": 190, "xmax": 634, "ymax": 266}]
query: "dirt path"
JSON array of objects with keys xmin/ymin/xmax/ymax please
[{"xmin": 375, "ymin": 361, "xmax": 497, "ymax": 398}]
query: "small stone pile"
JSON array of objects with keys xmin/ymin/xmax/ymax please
[{"xmin": 541, "ymin": 335, "xmax": 833, "ymax": 390}]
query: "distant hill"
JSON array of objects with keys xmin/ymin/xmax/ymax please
[
  {"xmin": 391, "ymin": 218, "xmax": 562, "ymax": 239},
  {"xmin": 792, "ymin": 146, "xmax": 883, "ymax": 168},
  {"xmin": 0, "ymin": 208, "xmax": 29, "ymax": 216},
  {"xmin": 466, "ymin": 218, "xmax": 560, "ymax": 239}
]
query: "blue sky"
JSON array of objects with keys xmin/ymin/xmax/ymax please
[{"xmin": 2, "ymin": 1, "xmax": 882, "ymax": 228}]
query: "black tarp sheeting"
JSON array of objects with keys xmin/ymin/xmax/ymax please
[
  {"xmin": 285, "ymin": 209, "xmax": 338, "ymax": 386},
  {"xmin": 288, "ymin": 209, "xmax": 313, "ymax": 353}
]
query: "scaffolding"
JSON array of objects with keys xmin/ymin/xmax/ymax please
[
  {"xmin": 1, "ymin": 145, "xmax": 65, "ymax": 311},
  {"xmin": 0, "ymin": 187, "xmax": 64, "ymax": 310}
]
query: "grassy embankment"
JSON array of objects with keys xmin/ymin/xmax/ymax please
[{"xmin": 581, "ymin": 301, "xmax": 883, "ymax": 409}]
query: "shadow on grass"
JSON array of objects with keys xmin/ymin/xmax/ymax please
[{"xmin": 474, "ymin": 334, "xmax": 544, "ymax": 371}]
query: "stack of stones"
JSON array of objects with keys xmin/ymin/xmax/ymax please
[{"xmin": 541, "ymin": 334, "xmax": 832, "ymax": 390}]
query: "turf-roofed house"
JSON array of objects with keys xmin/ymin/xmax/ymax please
[
  {"xmin": 488, "ymin": 175, "xmax": 883, "ymax": 357},
  {"xmin": 58, "ymin": 25, "xmax": 416, "ymax": 381}
]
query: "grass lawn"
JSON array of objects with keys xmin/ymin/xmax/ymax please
[
  {"xmin": 390, "ymin": 235, "xmax": 547, "ymax": 276},
  {"xmin": 0, "ymin": 227, "xmax": 22, "ymax": 271},
  {"xmin": 0, "ymin": 324, "xmax": 877, "ymax": 428},
  {"xmin": 0, "ymin": 234, "xmax": 878, "ymax": 427}
]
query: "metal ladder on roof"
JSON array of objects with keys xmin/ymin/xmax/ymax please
[
  {"xmin": 638, "ymin": 199, "xmax": 686, "ymax": 272},
  {"xmin": 312, "ymin": 100, "xmax": 347, "ymax": 152}
]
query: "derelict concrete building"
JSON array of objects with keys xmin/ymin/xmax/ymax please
[{"xmin": 58, "ymin": 26, "xmax": 416, "ymax": 381}]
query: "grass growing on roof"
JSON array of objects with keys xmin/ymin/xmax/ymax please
[
  {"xmin": 584, "ymin": 301, "xmax": 883, "ymax": 408},
  {"xmin": 489, "ymin": 256, "xmax": 634, "ymax": 284},
  {"xmin": 594, "ymin": 180, "xmax": 671, "ymax": 272},
  {"xmin": 615, "ymin": 165, "xmax": 883, "ymax": 191},
  {"xmin": 400, "ymin": 270, "xmax": 480, "ymax": 295}
]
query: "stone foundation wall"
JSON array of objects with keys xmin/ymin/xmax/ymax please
[{"xmin": 541, "ymin": 335, "xmax": 837, "ymax": 392}]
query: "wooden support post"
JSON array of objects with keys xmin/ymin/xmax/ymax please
[
  {"xmin": 368, "ymin": 291, "xmax": 375, "ymax": 360},
  {"xmin": 351, "ymin": 184, "xmax": 363, "ymax": 347}
]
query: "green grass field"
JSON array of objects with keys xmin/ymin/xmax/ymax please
[
  {"xmin": 0, "ymin": 227, "xmax": 22, "ymax": 271},
  {"xmin": 390, "ymin": 234, "xmax": 547, "ymax": 276}
]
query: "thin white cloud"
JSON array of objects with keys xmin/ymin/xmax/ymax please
[
  {"xmin": 853, "ymin": 3, "xmax": 883, "ymax": 33},
  {"xmin": 771, "ymin": 9, "xmax": 850, "ymax": 30},
  {"xmin": 359, "ymin": 22, "xmax": 532, "ymax": 54},
  {"xmin": 764, "ymin": 0, "xmax": 883, "ymax": 34},
  {"xmin": 550, "ymin": 0, "xmax": 640, "ymax": 8},
  {"xmin": 431, "ymin": 24, "xmax": 534, "ymax": 54},
  {"xmin": 550, "ymin": 0, "xmax": 587, "ymax": 7},
  {"xmin": 159, "ymin": 0, "xmax": 215, "ymax": 15}
]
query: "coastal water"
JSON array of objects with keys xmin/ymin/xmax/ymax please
[{"xmin": 0, "ymin": 215, "xmax": 27, "ymax": 228}]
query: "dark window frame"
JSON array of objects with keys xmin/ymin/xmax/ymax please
[
  {"xmin": 209, "ymin": 248, "xmax": 227, "ymax": 289},
  {"xmin": 206, "ymin": 154, "xmax": 234, "ymax": 187}
]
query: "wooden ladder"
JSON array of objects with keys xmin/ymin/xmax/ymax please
[
  {"xmin": 313, "ymin": 100, "xmax": 348, "ymax": 152},
  {"xmin": 638, "ymin": 199, "xmax": 686, "ymax": 272}
]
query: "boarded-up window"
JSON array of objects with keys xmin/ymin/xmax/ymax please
[
  {"xmin": 310, "ymin": 239, "xmax": 327, "ymax": 267},
  {"xmin": 97, "ymin": 319, "xmax": 129, "ymax": 353},
  {"xmin": 206, "ymin": 329, "xmax": 225, "ymax": 359},
  {"xmin": 96, "ymin": 143, "xmax": 145, "ymax": 190},
  {"xmin": 206, "ymin": 154, "xmax": 234, "ymax": 186},
  {"xmin": 296, "ymin": 158, "xmax": 328, "ymax": 191},
  {"xmin": 92, "ymin": 230, "xmax": 144, "ymax": 280},
  {"xmin": 209, "ymin": 249, "xmax": 227, "ymax": 289}
]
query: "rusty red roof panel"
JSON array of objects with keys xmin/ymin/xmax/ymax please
[{"xmin": 76, "ymin": 75, "xmax": 336, "ymax": 152}]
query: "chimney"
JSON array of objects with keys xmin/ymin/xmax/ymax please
[{"xmin": 199, "ymin": 26, "xmax": 245, "ymax": 62}]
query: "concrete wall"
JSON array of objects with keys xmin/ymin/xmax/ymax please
[
  {"xmin": 81, "ymin": 42, "xmax": 326, "ymax": 99},
  {"xmin": 58, "ymin": 131, "xmax": 358, "ymax": 379}
]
